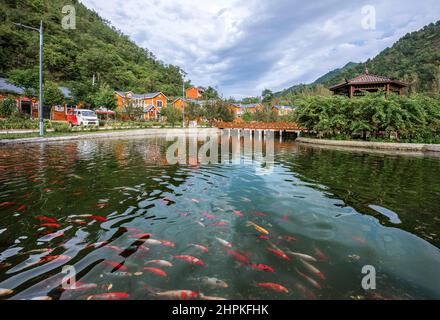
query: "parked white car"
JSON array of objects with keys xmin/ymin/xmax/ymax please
[{"xmin": 67, "ymin": 109, "xmax": 99, "ymax": 126}]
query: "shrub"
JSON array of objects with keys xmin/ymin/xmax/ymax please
[{"xmin": 0, "ymin": 98, "xmax": 17, "ymax": 117}]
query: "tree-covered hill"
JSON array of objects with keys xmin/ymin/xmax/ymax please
[
  {"xmin": 0, "ymin": 0, "xmax": 187, "ymax": 103},
  {"xmin": 276, "ymin": 21, "xmax": 440, "ymax": 97}
]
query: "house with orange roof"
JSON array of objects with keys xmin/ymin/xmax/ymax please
[{"xmin": 114, "ymin": 91, "xmax": 167, "ymax": 120}]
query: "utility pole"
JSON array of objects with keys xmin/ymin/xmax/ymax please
[
  {"xmin": 14, "ymin": 20, "xmax": 44, "ymax": 136},
  {"xmin": 181, "ymin": 71, "xmax": 187, "ymax": 128}
]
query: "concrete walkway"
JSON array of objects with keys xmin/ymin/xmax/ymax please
[
  {"xmin": 0, "ymin": 128, "xmax": 220, "ymax": 145},
  {"xmin": 296, "ymin": 137, "xmax": 440, "ymax": 153}
]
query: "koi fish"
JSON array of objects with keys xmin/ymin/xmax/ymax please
[
  {"xmin": 300, "ymin": 259, "xmax": 326, "ymax": 280},
  {"xmin": 21, "ymin": 248, "xmax": 54, "ymax": 255},
  {"xmin": 208, "ymin": 221, "xmax": 229, "ymax": 227},
  {"xmin": 154, "ymin": 290, "xmax": 199, "ymax": 300},
  {"xmin": 314, "ymin": 246, "xmax": 328, "ymax": 262},
  {"xmin": 142, "ymin": 239, "xmax": 162, "ymax": 246},
  {"xmin": 191, "ymin": 199, "xmax": 200, "ymax": 203},
  {"xmin": 296, "ymin": 283, "xmax": 317, "ymax": 300},
  {"xmin": 191, "ymin": 244, "xmax": 209, "ymax": 252},
  {"xmin": 96, "ymin": 203, "xmax": 109, "ymax": 209},
  {"xmin": 29, "ymin": 296, "xmax": 53, "ymax": 300},
  {"xmin": 228, "ymin": 250, "xmax": 250, "ymax": 264},
  {"xmin": 145, "ymin": 260, "xmax": 173, "ymax": 268},
  {"xmin": 173, "ymin": 255, "xmax": 204, "ymax": 266},
  {"xmin": 285, "ymin": 250, "xmax": 317, "ymax": 262},
  {"xmin": 296, "ymin": 268, "xmax": 322, "ymax": 289},
  {"xmin": 0, "ymin": 288, "xmax": 13, "ymax": 297},
  {"xmin": 202, "ymin": 212, "xmax": 216, "ymax": 220},
  {"xmin": 0, "ymin": 202, "xmax": 16, "ymax": 208},
  {"xmin": 246, "ymin": 221, "xmax": 269, "ymax": 235},
  {"xmin": 282, "ymin": 214, "xmax": 289, "ymax": 221},
  {"xmin": 0, "ymin": 262, "xmax": 12, "ymax": 269},
  {"xmin": 199, "ymin": 277, "xmax": 228, "ymax": 289},
  {"xmin": 197, "ymin": 221, "xmax": 206, "ymax": 228},
  {"xmin": 255, "ymin": 212, "xmax": 267, "ymax": 217},
  {"xmin": 126, "ymin": 228, "xmax": 143, "ymax": 233},
  {"xmin": 103, "ymin": 261, "xmax": 128, "ymax": 271},
  {"xmin": 38, "ymin": 223, "xmax": 61, "ymax": 228},
  {"xmin": 215, "ymin": 237, "xmax": 232, "ymax": 248},
  {"xmin": 130, "ymin": 233, "xmax": 152, "ymax": 239},
  {"xmin": 86, "ymin": 292, "xmax": 129, "ymax": 300},
  {"xmin": 267, "ymin": 247, "xmax": 290, "ymax": 261},
  {"xmin": 199, "ymin": 294, "xmax": 227, "ymax": 300},
  {"xmin": 35, "ymin": 216, "xmax": 57, "ymax": 223},
  {"xmin": 256, "ymin": 282, "xmax": 289, "ymax": 294},
  {"xmin": 143, "ymin": 267, "xmax": 167, "ymax": 277},
  {"xmin": 251, "ymin": 263, "xmax": 275, "ymax": 273},
  {"xmin": 15, "ymin": 204, "xmax": 27, "ymax": 212},
  {"xmin": 233, "ymin": 210, "xmax": 243, "ymax": 217},
  {"xmin": 63, "ymin": 282, "xmax": 98, "ymax": 291},
  {"xmin": 280, "ymin": 235, "xmax": 297, "ymax": 242},
  {"xmin": 259, "ymin": 235, "xmax": 270, "ymax": 240},
  {"xmin": 71, "ymin": 219, "xmax": 87, "ymax": 225},
  {"xmin": 159, "ymin": 240, "xmax": 175, "ymax": 248},
  {"xmin": 106, "ymin": 246, "xmax": 123, "ymax": 253},
  {"xmin": 35, "ymin": 255, "xmax": 71, "ymax": 265},
  {"xmin": 87, "ymin": 216, "xmax": 108, "ymax": 222}
]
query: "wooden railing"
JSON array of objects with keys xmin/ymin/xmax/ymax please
[{"xmin": 215, "ymin": 121, "xmax": 306, "ymax": 131}]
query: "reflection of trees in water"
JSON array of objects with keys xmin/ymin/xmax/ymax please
[{"xmin": 280, "ymin": 145, "xmax": 440, "ymax": 247}]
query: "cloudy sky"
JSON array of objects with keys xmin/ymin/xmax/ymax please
[{"xmin": 81, "ymin": 0, "xmax": 440, "ymax": 98}]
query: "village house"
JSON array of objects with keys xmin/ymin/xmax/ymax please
[
  {"xmin": 0, "ymin": 77, "xmax": 76, "ymax": 120},
  {"xmin": 272, "ymin": 105, "xmax": 296, "ymax": 116},
  {"xmin": 185, "ymin": 87, "xmax": 204, "ymax": 100},
  {"xmin": 228, "ymin": 103, "xmax": 264, "ymax": 118},
  {"xmin": 329, "ymin": 69, "xmax": 407, "ymax": 98},
  {"xmin": 115, "ymin": 91, "xmax": 167, "ymax": 120}
]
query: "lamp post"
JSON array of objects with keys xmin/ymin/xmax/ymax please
[
  {"xmin": 13, "ymin": 21, "xmax": 44, "ymax": 136},
  {"xmin": 181, "ymin": 70, "xmax": 187, "ymax": 128}
]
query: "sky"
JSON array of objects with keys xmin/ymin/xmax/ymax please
[{"xmin": 81, "ymin": 0, "xmax": 440, "ymax": 98}]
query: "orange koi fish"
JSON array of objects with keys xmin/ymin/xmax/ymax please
[
  {"xmin": 15, "ymin": 205, "xmax": 27, "ymax": 212},
  {"xmin": 208, "ymin": 221, "xmax": 229, "ymax": 227},
  {"xmin": 251, "ymin": 263, "xmax": 275, "ymax": 273},
  {"xmin": 227, "ymin": 250, "xmax": 250, "ymax": 264},
  {"xmin": 144, "ymin": 267, "xmax": 167, "ymax": 277},
  {"xmin": 88, "ymin": 216, "xmax": 108, "ymax": 222},
  {"xmin": 202, "ymin": 212, "xmax": 216, "ymax": 220},
  {"xmin": 233, "ymin": 210, "xmax": 243, "ymax": 217},
  {"xmin": 246, "ymin": 221, "xmax": 269, "ymax": 235},
  {"xmin": 256, "ymin": 282, "xmax": 289, "ymax": 294},
  {"xmin": 35, "ymin": 216, "xmax": 57, "ymax": 223},
  {"xmin": 38, "ymin": 223, "xmax": 61, "ymax": 228},
  {"xmin": 267, "ymin": 247, "xmax": 290, "ymax": 261}
]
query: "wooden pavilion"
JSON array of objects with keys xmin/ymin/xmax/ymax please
[{"xmin": 329, "ymin": 68, "xmax": 407, "ymax": 98}]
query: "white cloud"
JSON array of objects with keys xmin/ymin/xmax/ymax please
[{"xmin": 80, "ymin": 0, "xmax": 440, "ymax": 98}]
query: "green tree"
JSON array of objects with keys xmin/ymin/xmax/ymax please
[
  {"xmin": 161, "ymin": 106, "xmax": 182, "ymax": 127},
  {"xmin": 90, "ymin": 84, "xmax": 117, "ymax": 110},
  {"xmin": 43, "ymin": 81, "xmax": 65, "ymax": 107},
  {"xmin": 262, "ymin": 89, "xmax": 273, "ymax": 104},
  {"xmin": 0, "ymin": 98, "xmax": 17, "ymax": 117}
]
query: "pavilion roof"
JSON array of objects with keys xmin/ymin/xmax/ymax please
[{"xmin": 329, "ymin": 69, "xmax": 407, "ymax": 91}]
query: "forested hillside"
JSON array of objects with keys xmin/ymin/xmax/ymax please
[
  {"xmin": 276, "ymin": 21, "xmax": 440, "ymax": 98},
  {"xmin": 0, "ymin": 0, "xmax": 186, "ymax": 103}
]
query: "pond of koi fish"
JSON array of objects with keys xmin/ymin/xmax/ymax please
[{"xmin": 0, "ymin": 135, "xmax": 439, "ymax": 300}]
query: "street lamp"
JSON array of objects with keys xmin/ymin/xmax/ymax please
[
  {"xmin": 181, "ymin": 70, "xmax": 187, "ymax": 128},
  {"xmin": 13, "ymin": 20, "xmax": 44, "ymax": 136}
]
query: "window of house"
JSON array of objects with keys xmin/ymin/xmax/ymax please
[{"xmin": 156, "ymin": 100, "xmax": 163, "ymax": 108}]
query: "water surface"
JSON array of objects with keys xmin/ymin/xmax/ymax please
[{"xmin": 0, "ymin": 134, "xmax": 439, "ymax": 300}]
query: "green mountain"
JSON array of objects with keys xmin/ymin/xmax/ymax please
[
  {"xmin": 0, "ymin": 0, "xmax": 186, "ymax": 102},
  {"xmin": 275, "ymin": 62, "xmax": 359, "ymax": 97},
  {"xmin": 276, "ymin": 20, "xmax": 440, "ymax": 96}
]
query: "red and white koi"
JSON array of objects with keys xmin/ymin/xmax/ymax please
[
  {"xmin": 191, "ymin": 244, "xmax": 209, "ymax": 253},
  {"xmin": 300, "ymin": 259, "xmax": 326, "ymax": 280},
  {"xmin": 200, "ymin": 294, "xmax": 227, "ymax": 300},
  {"xmin": 215, "ymin": 237, "xmax": 232, "ymax": 248},
  {"xmin": 145, "ymin": 260, "xmax": 173, "ymax": 268},
  {"xmin": 232, "ymin": 210, "xmax": 243, "ymax": 217},
  {"xmin": 159, "ymin": 240, "xmax": 175, "ymax": 248},
  {"xmin": 314, "ymin": 246, "xmax": 328, "ymax": 261},
  {"xmin": 86, "ymin": 292, "xmax": 129, "ymax": 300},
  {"xmin": 296, "ymin": 268, "xmax": 322, "ymax": 289},
  {"xmin": 0, "ymin": 202, "xmax": 16, "ymax": 208},
  {"xmin": 173, "ymin": 255, "xmax": 204, "ymax": 266},
  {"xmin": 15, "ymin": 204, "xmax": 27, "ymax": 212},
  {"xmin": 256, "ymin": 282, "xmax": 289, "ymax": 294},
  {"xmin": 286, "ymin": 250, "xmax": 317, "ymax": 262},
  {"xmin": 154, "ymin": 290, "xmax": 199, "ymax": 300},
  {"xmin": 199, "ymin": 277, "xmax": 228, "ymax": 289},
  {"xmin": 35, "ymin": 216, "xmax": 57, "ymax": 223},
  {"xmin": 202, "ymin": 212, "xmax": 216, "ymax": 220},
  {"xmin": 279, "ymin": 235, "xmax": 297, "ymax": 242},
  {"xmin": 38, "ymin": 223, "xmax": 61, "ymax": 228}
]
